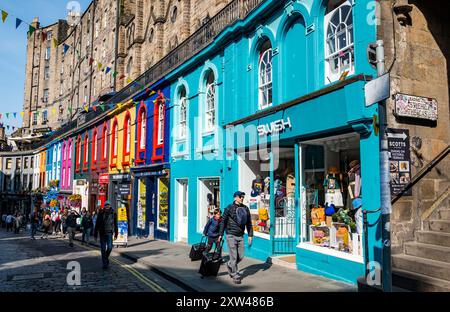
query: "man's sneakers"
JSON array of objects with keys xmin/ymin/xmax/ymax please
[{"xmin": 233, "ymin": 276, "xmax": 242, "ymax": 284}]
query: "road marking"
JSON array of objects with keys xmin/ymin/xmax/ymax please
[{"xmin": 74, "ymin": 241, "xmax": 166, "ymax": 292}]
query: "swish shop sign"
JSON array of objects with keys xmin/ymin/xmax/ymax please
[{"xmin": 257, "ymin": 117, "xmax": 292, "ymax": 137}]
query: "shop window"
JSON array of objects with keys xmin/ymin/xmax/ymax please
[
  {"xmin": 204, "ymin": 71, "xmax": 216, "ymax": 132},
  {"xmin": 110, "ymin": 119, "xmax": 118, "ymax": 167},
  {"xmin": 137, "ymin": 178, "xmax": 147, "ymax": 233},
  {"xmin": 153, "ymin": 97, "xmax": 166, "ymax": 147},
  {"xmin": 324, "ymin": 0, "xmax": 354, "ymax": 83},
  {"xmin": 300, "ymin": 133, "xmax": 363, "ymax": 257},
  {"xmin": 92, "ymin": 128, "xmax": 98, "ymax": 168},
  {"xmin": 122, "ymin": 112, "xmax": 131, "ymax": 165},
  {"xmin": 258, "ymin": 40, "xmax": 273, "ymax": 109},
  {"xmin": 157, "ymin": 177, "xmax": 169, "ymax": 232},
  {"xmin": 178, "ymin": 88, "xmax": 187, "ymax": 139},
  {"xmin": 198, "ymin": 178, "xmax": 220, "ymax": 232},
  {"xmin": 76, "ymin": 135, "xmax": 81, "ymax": 172},
  {"xmin": 83, "ymin": 132, "xmax": 89, "ymax": 171}
]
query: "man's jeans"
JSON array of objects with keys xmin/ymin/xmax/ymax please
[
  {"xmin": 67, "ymin": 227, "xmax": 76, "ymax": 245},
  {"xmin": 226, "ymin": 234, "xmax": 244, "ymax": 278},
  {"xmin": 30, "ymin": 223, "xmax": 37, "ymax": 239},
  {"xmin": 82, "ymin": 228, "xmax": 91, "ymax": 243},
  {"xmin": 100, "ymin": 234, "xmax": 113, "ymax": 266}
]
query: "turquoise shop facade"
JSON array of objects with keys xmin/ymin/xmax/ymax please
[{"xmin": 166, "ymin": 0, "xmax": 382, "ymax": 285}]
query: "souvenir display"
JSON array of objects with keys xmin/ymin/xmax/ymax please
[
  {"xmin": 323, "ymin": 167, "xmax": 344, "ymax": 207},
  {"xmin": 310, "ymin": 225, "xmax": 330, "ymax": 247},
  {"xmin": 251, "ymin": 175, "xmax": 265, "ymax": 197},
  {"xmin": 311, "ymin": 206, "xmax": 325, "ymax": 225}
]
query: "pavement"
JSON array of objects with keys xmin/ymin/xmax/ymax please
[{"xmin": 72, "ymin": 233, "xmax": 357, "ymax": 292}]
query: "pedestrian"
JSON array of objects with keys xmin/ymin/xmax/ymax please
[
  {"xmin": 66, "ymin": 210, "xmax": 78, "ymax": 247},
  {"xmin": 40, "ymin": 214, "xmax": 52, "ymax": 239},
  {"xmin": 29, "ymin": 207, "xmax": 39, "ymax": 240},
  {"xmin": 202, "ymin": 208, "xmax": 224, "ymax": 255},
  {"xmin": 81, "ymin": 211, "xmax": 93, "ymax": 244},
  {"xmin": 92, "ymin": 209, "xmax": 98, "ymax": 229},
  {"xmin": 14, "ymin": 212, "xmax": 21, "ymax": 234},
  {"xmin": 52, "ymin": 209, "xmax": 61, "ymax": 235},
  {"xmin": 219, "ymin": 191, "xmax": 253, "ymax": 284},
  {"xmin": 6, "ymin": 214, "xmax": 13, "ymax": 232},
  {"xmin": 1, "ymin": 213, "xmax": 7, "ymax": 228},
  {"xmin": 93, "ymin": 201, "xmax": 118, "ymax": 270}
]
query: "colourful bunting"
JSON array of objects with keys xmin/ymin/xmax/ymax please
[
  {"xmin": 89, "ymin": 58, "xmax": 94, "ymax": 66},
  {"xmin": 1, "ymin": 10, "xmax": 8, "ymax": 23},
  {"xmin": 113, "ymin": 71, "xmax": 118, "ymax": 78},
  {"xmin": 63, "ymin": 44, "xmax": 70, "ymax": 54},
  {"xmin": 53, "ymin": 38, "xmax": 58, "ymax": 48},
  {"xmin": 0, "ymin": 113, "xmax": 2, "ymax": 119},
  {"xmin": 126, "ymin": 78, "xmax": 132, "ymax": 84},
  {"xmin": 84, "ymin": 105, "xmax": 89, "ymax": 112},
  {"xmin": 15, "ymin": 18, "xmax": 22, "ymax": 29},
  {"xmin": 13, "ymin": 113, "xmax": 17, "ymax": 118},
  {"xmin": 119, "ymin": 74, "xmax": 125, "ymax": 80},
  {"xmin": 92, "ymin": 106, "xmax": 97, "ymax": 112},
  {"xmin": 20, "ymin": 112, "xmax": 24, "ymax": 118},
  {"xmin": 99, "ymin": 105, "xmax": 105, "ymax": 112},
  {"xmin": 97, "ymin": 62, "xmax": 103, "ymax": 71},
  {"xmin": 5, "ymin": 113, "xmax": 9, "ymax": 119},
  {"xmin": 105, "ymin": 67, "xmax": 111, "ymax": 74}
]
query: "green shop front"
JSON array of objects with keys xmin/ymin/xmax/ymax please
[{"xmin": 224, "ymin": 76, "xmax": 382, "ymax": 284}]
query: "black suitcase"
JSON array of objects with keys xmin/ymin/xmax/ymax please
[
  {"xmin": 199, "ymin": 240, "xmax": 223, "ymax": 277},
  {"xmin": 189, "ymin": 236, "xmax": 207, "ymax": 261}
]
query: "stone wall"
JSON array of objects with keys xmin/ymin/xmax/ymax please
[{"xmin": 379, "ymin": 0, "xmax": 450, "ymax": 254}]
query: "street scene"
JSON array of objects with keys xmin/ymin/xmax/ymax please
[{"xmin": 0, "ymin": 0, "xmax": 449, "ymax": 295}]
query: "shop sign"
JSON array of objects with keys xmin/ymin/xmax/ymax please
[
  {"xmin": 135, "ymin": 170, "xmax": 167, "ymax": 177},
  {"xmin": 114, "ymin": 207, "xmax": 128, "ymax": 246},
  {"xmin": 76, "ymin": 180, "xmax": 86, "ymax": 186},
  {"xmin": 364, "ymin": 73, "xmax": 390, "ymax": 107},
  {"xmin": 257, "ymin": 117, "xmax": 292, "ymax": 137},
  {"xmin": 99, "ymin": 173, "xmax": 109, "ymax": 184},
  {"xmin": 118, "ymin": 183, "xmax": 131, "ymax": 195},
  {"xmin": 394, "ymin": 93, "xmax": 438, "ymax": 121},
  {"xmin": 111, "ymin": 173, "xmax": 131, "ymax": 181},
  {"xmin": 387, "ymin": 128, "xmax": 412, "ymax": 196}
]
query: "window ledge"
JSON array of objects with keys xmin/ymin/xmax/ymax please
[
  {"xmin": 297, "ymin": 242, "xmax": 364, "ymax": 264},
  {"xmin": 202, "ymin": 129, "xmax": 216, "ymax": 137}
]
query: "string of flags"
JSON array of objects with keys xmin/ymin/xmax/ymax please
[{"xmin": 0, "ymin": 122, "xmax": 17, "ymax": 131}]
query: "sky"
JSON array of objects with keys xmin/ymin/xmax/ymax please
[{"xmin": 0, "ymin": 0, "xmax": 92, "ymax": 135}]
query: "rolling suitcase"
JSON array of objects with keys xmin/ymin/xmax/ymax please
[
  {"xmin": 199, "ymin": 240, "xmax": 223, "ymax": 277},
  {"xmin": 189, "ymin": 236, "xmax": 207, "ymax": 261}
]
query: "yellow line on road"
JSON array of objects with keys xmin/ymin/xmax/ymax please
[{"xmin": 75, "ymin": 241, "xmax": 166, "ymax": 292}]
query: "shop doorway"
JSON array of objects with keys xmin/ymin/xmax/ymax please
[
  {"xmin": 198, "ymin": 178, "xmax": 220, "ymax": 232},
  {"xmin": 176, "ymin": 179, "xmax": 188, "ymax": 242}
]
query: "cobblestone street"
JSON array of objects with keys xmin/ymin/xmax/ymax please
[{"xmin": 0, "ymin": 229, "xmax": 184, "ymax": 292}]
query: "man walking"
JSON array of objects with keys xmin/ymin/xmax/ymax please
[
  {"xmin": 30, "ymin": 207, "xmax": 39, "ymax": 240},
  {"xmin": 220, "ymin": 191, "xmax": 253, "ymax": 284},
  {"xmin": 66, "ymin": 210, "xmax": 78, "ymax": 247},
  {"xmin": 93, "ymin": 201, "xmax": 118, "ymax": 270}
]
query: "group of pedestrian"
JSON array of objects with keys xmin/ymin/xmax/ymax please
[{"xmin": 1, "ymin": 212, "xmax": 25, "ymax": 234}]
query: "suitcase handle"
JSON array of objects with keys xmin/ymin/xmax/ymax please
[
  {"xmin": 200, "ymin": 235, "xmax": 207, "ymax": 244},
  {"xmin": 213, "ymin": 238, "xmax": 224, "ymax": 256}
]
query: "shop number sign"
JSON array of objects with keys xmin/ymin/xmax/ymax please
[
  {"xmin": 387, "ymin": 128, "xmax": 412, "ymax": 197},
  {"xmin": 114, "ymin": 207, "xmax": 128, "ymax": 246}
]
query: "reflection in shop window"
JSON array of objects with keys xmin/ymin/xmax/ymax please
[
  {"xmin": 198, "ymin": 178, "xmax": 220, "ymax": 232},
  {"xmin": 300, "ymin": 133, "xmax": 363, "ymax": 257}
]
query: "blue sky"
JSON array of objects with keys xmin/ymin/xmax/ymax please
[{"xmin": 0, "ymin": 0, "xmax": 91, "ymax": 134}]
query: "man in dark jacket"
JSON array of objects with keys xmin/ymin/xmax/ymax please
[
  {"xmin": 65, "ymin": 210, "xmax": 79, "ymax": 247},
  {"xmin": 93, "ymin": 201, "xmax": 118, "ymax": 269},
  {"xmin": 219, "ymin": 191, "xmax": 253, "ymax": 284}
]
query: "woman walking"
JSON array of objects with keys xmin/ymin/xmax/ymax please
[
  {"xmin": 41, "ymin": 214, "xmax": 52, "ymax": 239},
  {"xmin": 81, "ymin": 211, "xmax": 93, "ymax": 244}
]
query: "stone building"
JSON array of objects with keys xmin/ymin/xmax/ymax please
[
  {"xmin": 379, "ymin": 0, "xmax": 450, "ymax": 291},
  {"xmin": 20, "ymin": 0, "xmax": 232, "ymax": 137}
]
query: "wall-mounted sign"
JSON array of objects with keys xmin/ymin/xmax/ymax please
[
  {"xmin": 394, "ymin": 93, "xmax": 438, "ymax": 121},
  {"xmin": 118, "ymin": 183, "xmax": 131, "ymax": 195},
  {"xmin": 257, "ymin": 117, "xmax": 292, "ymax": 137},
  {"xmin": 387, "ymin": 128, "xmax": 412, "ymax": 197},
  {"xmin": 114, "ymin": 207, "xmax": 128, "ymax": 246},
  {"xmin": 76, "ymin": 180, "xmax": 86, "ymax": 186},
  {"xmin": 99, "ymin": 173, "xmax": 109, "ymax": 184},
  {"xmin": 33, "ymin": 127, "xmax": 52, "ymax": 134},
  {"xmin": 365, "ymin": 73, "xmax": 390, "ymax": 107},
  {"xmin": 111, "ymin": 173, "xmax": 131, "ymax": 181}
]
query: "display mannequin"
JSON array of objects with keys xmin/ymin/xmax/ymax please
[
  {"xmin": 251, "ymin": 175, "xmax": 265, "ymax": 197},
  {"xmin": 323, "ymin": 167, "xmax": 344, "ymax": 207},
  {"xmin": 347, "ymin": 160, "xmax": 362, "ymax": 234}
]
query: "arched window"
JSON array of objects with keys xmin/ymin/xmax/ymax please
[
  {"xmin": 76, "ymin": 135, "xmax": 81, "ymax": 172},
  {"xmin": 111, "ymin": 119, "xmax": 118, "ymax": 167},
  {"xmin": 83, "ymin": 132, "xmax": 89, "ymax": 170},
  {"xmin": 138, "ymin": 104, "xmax": 147, "ymax": 150},
  {"xmin": 258, "ymin": 40, "xmax": 273, "ymax": 109},
  {"xmin": 101, "ymin": 123, "xmax": 108, "ymax": 161},
  {"xmin": 92, "ymin": 128, "xmax": 98, "ymax": 166},
  {"xmin": 325, "ymin": 0, "xmax": 354, "ymax": 83},
  {"xmin": 205, "ymin": 71, "xmax": 216, "ymax": 132},
  {"xmin": 179, "ymin": 88, "xmax": 187, "ymax": 139},
  {"xmin": 123, "ymin": 112, "xmax": 131, "ymax": 157}
]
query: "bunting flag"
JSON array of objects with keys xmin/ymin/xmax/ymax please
[
  {"xmin": 20, "ymin": 111, "xmax": 24, "ymax": 118},
  {"xmin": 97, "ymin": 62, "xmax": 103, "ymax": 71},
  {"xmin": 119, "ymin": 74, "xmax": 125, "ymax": 80},
  {"xmin": 84, "ymin": 105, "xmax": 89, "ymax": 112},
  {"xmin": 28, "ymin": 25, "xmax": 35, "ymax": 36},
  {"xmin": 68, "ymin": 107, "xmax": 73, "ymax": 114},
  {"xmin": 35, "ymin": 111, "xmax": 39, "ymax": 116},
  {"xmin": 13, "ymin": 112, "xmax": 17, "ymax": 118},
  {"xmin": 105, "ymin": 67, "xmax": 111, "ymax": 74},
  {"xmin": 0, "ymin": 113, "xmax": 2, "ymax": 119},
  {"xmin": 112, "ymin": 71, "xmax": 118, "ymax": 78},
  {"xmin": 117, "ymin": 103, "xmax": 123, "ymax": 108},
  {"xmin": 15, "ymin": 18, "xmax": 22, "ymax": 29},
  {"xmin": 99, "ymin": 105, "xmax": 105, "ymax": 111},
  {"xmin": 41, "ymin": 31, "xmax": 47, "ymax": 43},
  {"xmin": 5, "ymin": 113, "xmax": 9, "ymax": 118},
  {"xmin": 1, "ymin": 10, "xmax": 8, "ymax": 23},
  {"xmin": 63, "ymin": 44, "xmax": 70, "ymax": 54},
  {"xmin": 89, "ymin": 58, "xmax": 94, "ymax": 66},
  {"xmin": 92, "ymin": 106, "xmax": 97, "ymax": 112},
  {"xmin": 51, "ymin": 108, "xmax": 57, "ymax": 115},
  {"xmin": 53, "ymin": 38, "xmax": 58, "ymax": 48},
  {"xmin": 126, "ymin": 78, "xmax": 132, "ymax": 84}
]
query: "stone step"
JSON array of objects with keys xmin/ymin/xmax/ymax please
[
  {"xmin": 392, "ymin": 254, "xmax": 450, "ymax": 281},
  {"xmin": 424, "ymin": 220, "xmax": 450, "ymax": 233},
  {"xmin": 405, "ymin": 241, "xmax": 450, "ymax": 263},
  {"xmin": 393, "ymin": 269, "xmax": 450, "ymax": 292},
  {"xmin": 440, "ymin": 209, "xmax": 450, "ymax": 220},
  {"xmin": 417, "ymin": 231, "xmax": 450, "ymax": 248}
]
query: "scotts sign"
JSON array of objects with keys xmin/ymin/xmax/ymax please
[{"xmin": 257, "ymin": 117, "xmax": 292, "ymax": 137}]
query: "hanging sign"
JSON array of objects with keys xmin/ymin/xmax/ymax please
[
  {"xmin": 114, "ymin": 207, "xmax": 128, "ymax": 246},
  {"xmin": 387, "ymin": 128, "xmax": 412, "ymax": 196},
  {"xmin": 394, "ymin": 93, "xmax": 438, "ymax": 121}
]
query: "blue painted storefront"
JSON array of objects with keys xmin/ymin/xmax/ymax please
[
  {"xmin": 45, "ymin": 140, "xmax": 62, "ymax": 187},
  {"xmin": 166, "ymin": 0, "xmax": 381, "ymax": 285},
  {"xmin": 130, "ymin": 80, "xmax": 171, "ymax": 240}
]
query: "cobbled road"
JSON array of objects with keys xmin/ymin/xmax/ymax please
[{"xmin": 0, "ymin": 228, "xmax": 184, "ymax": 292}]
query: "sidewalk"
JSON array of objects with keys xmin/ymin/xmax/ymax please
[{"xmin": 73, "ymin": 233, "xmax": 356, "ymax": 292}]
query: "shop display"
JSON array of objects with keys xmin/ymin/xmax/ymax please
[
  {"xmin": 311, "ymin": 206, "xmax": 325, "ymax": 225},
  {"xmin": 330, "ymin": 223, "xmax": 350, "ymax": 252},
  {"xmin": 323, "ymin": 167, "xmax": 344, "ymax": 207},
  {"xmin": 310, "ymin": 225, "xmax": 330, "ymax": 247},
  {"xmin": 251, "ymin": 175, "xmax": 265, "ymax": 197}
]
